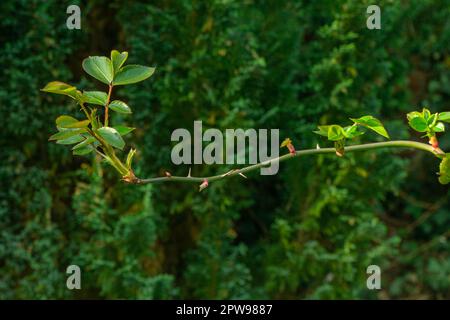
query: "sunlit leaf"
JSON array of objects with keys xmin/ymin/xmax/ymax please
[
  {"xmin": 83, "ymin": 91, "xmax": 108, "ymax": 106},
  {"xmin": 113, "ymin": 65, "xmax": 155, "ymax": 86},
  {"xmin": 41, "ymin": 81, "xmax": 78, "ymax": 100},
  {"xmin": 434, "ymin": 122, "xmax": 445, "ymax": 132},
  {"xmin": 82, "ymin": 56, "xmax": 114, "ymax": 85},
  {"xmin": 438, "ymin": 111, "xmax": 450, "ymax": 123},
  {"xmin": 49, "ymin": 129, "xmax": 86, "ymax": 141},
  {"xmin": 408, "ymin": 116, "xmax": 428, "ymax": 132},
  {"xmin": 97, "ymin": 127, "xmax": 125, "ymax": 150},
  {"xmin": 438, "ymin": 154, "xmax": 450, "ymax": 185},
  {"xmin": 313, "ymin": 126, "xmax": 330, "ymax": 137},
  {"xmin": 111, "ymin": 50, "xmax": 128, "ymax": 74},
  {"xmin": 109, "ymin": 100, "xmax": 132, "ymax": 114},
  {"xmin": 56, "ymin": 135, "xmax": 85, "ymax": 145},
  {"xmin": 351, "ymin": 116, "xmax": 389, "ymax": 138},
  {"xmin": 114, "ymin": 125, "xmax": 135, "ymax": 136},
  {"xmin": 327, "ymin": 125, "xmax": 345, "ymax": 141}
]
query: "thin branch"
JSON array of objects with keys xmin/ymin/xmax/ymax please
[{"xmin": 130, "ymin": 140, "xmax": 444, "ymax": 185}]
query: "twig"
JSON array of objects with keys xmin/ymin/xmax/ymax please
[{"xmin": 131, "ymin": 140, "xmax": 443, "ymax": 185}]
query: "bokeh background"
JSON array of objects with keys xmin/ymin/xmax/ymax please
[{"xmin": 1, "ymin": 0, "xmax": 450, "ymax": 299}]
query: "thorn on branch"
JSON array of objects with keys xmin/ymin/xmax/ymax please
[{"xmin": 238, "ymin": 172, "xmax": 247, "ymax": 179}]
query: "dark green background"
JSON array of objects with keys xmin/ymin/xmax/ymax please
[{"xmin": 1, "ymin": 0, "xmax": 449, "ymax": 299}]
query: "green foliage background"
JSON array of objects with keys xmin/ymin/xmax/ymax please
[{"xmin": 1, "ymin": 0, "xmax": 449, "ymax": 299}]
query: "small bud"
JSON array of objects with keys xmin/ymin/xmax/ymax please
[
  {"xmin": 281, "ymin": 138, "xmax": 296, "ymax": 155},
  {"xmin": 429, "ymin": 136, "xmax": 439, "ymax": 149},
  {"xmin": 334, "ymin": 140, "xmax": 345, "ymax": 157},
  {"xmin": 199, "ymin": 179, "xmax": 209, "ymax": 192}
]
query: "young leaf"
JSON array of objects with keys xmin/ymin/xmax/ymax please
[
  {"xmin": 49, "ymin": 129, "xmax": 86, "ymax": 141},
  {"xmin": 83, "ymin": 91, "xmax": 108, "ymax": 106},
  {"xmin": 109, "ymin": 100, "xmax": 132, "ymax": 114},
  {"xmin": 280, "ymin": 138, "xmax": 292, "ymax": 148},
  {"xmin": 72, "ymin": 137, "xmax": 96, "ymax": 150},
  {"xmin": 327, "ymin": 125, "xmax": 345, "ymax": 141},
  {"xmin": 113, "ymin": 65, "xmax": 155, "ymax": 86},
  {"xmin": 56, "ymin": 135, "xmax": 85, "ymax": 145},
  {"xmin": 313, "ymin": 126, "xmax": 330, "ymax": 137},
  {"xmin": 114, "ymin": 125, "xmax": 135, "ymax": 136},
  {"xmin": 350, "ymin": 116, "xmax": 390, "ymax": 139},
  {"xmin": 427, "ymin": 113, "xmax": 438, "ymax": 127},
  {"xmin": 434, "ymin": 122, "xmax": 445, "ymax": 132},
  {"xmin": 41, "ymin": 81, "xmax": 78, "ymax": 99},
  {"xmin": 111, "ymin": 50, "xmax": 128, "ymax": 74},
  {"xmin": 422, "ymin": 108, "xmax": 431, "ymax": 120},
  {"xmin": 407, "ymin": 111, "xmax": 422, "ymax": 121},
  {"xmin": 82, "ymin": 56, "xmax": 114, "ymax": 85},
  {"xmin": 438, "ymin": 154, "xmax": 450, "ymax": 185},
  {"xmin": 126, "ymin": 148, "xmax": 137, "ymax": 169},
  {"xmin": 408, "ymin": 116, "xmax": 428, "ymax": 132},
  {"xmin": 438, "ymin": 112, "xmax": 450, "ymax": 123},
  {"xmin": 97, "ymin": 127, "xmax": 125, "ymax": 150},
  {"xmin": 343, "ymin": 125, "xmax": 364, "ymax": 139}
]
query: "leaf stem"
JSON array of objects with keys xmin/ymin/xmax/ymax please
[
  {"xmin": 131, "ymin": 140, "xmax": 444, "ymax": 185},
  {"xmin": 104, "ymin": 84, "xmax": 113, "ymax": 127}
]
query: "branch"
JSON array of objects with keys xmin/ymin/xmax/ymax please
[{"xmin": 130, "ymin": 140, "xmax": 444, "ymax": 185}]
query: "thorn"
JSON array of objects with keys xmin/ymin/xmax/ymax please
[
  {"xmin": 238, "ymin": 172, "xmax": 247, "ymax": 179},
  {"xmin": 316, "ymin": 144, "xmax": 321, "ymax": 149},
  {"xmin": 187, "ymin": 167, "xmax": 191, "ymax": 177},
  {"xmin": 165, "ymin": 171, "xmax": 172, "ymax": 178}
]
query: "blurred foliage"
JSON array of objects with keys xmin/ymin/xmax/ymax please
[{"xmin": 0, "ymin": 0, "xmax": 449, "ymax": 299}]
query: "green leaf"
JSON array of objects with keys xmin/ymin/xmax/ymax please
[
  {"xmin": 111, "ymin": 50, "xmax": 128, "ymax": 74},
  {"xmin": 114, "ymin": 125, "xmax": 135, "ymax": 136},
  {"xmin": 427, "ymin": 113, "xmax": 438, "ymax": 127},
  {"xmin": 351, "ymin": 116, "xmax": 390, "ymax": 138},
  {"xmin": 49, "ymin": 129, "xmax": 86, "ymax": 141},
  {"xmin": 422, "ymin": 108, "xmax": 431, "ymax": 120},
  {"xmin": 327, "ymin": 125, "xmax": 345, "ymax": 141},
  {"xmin": 109, "ymin": 100, "xmax": 132, "ymax": 114},
  {"xmin": 56, "ymin": 115, "xmax": 78, "ymax": 127},
  {"xmin": 434, "ymin": 122, "xmax": 445, "ymax": 132},
  {"xmin": 55, "ymin": 116, "xmax": 90, "ymax": 129},
  {"xmin": 126, "ymin": 148, "xmax": 137, "ymax": 169},
  {"xmin": 83, "ymin": 91, "xmax": 108, "ymax": 106},
  {"xmin": 82, "ymin": 56, "xmax": 114, "ymax": 85},
  {"xmin": 72, "ymin": 137, "xmax": 96, "ymax": 150},
  {"xmin": 438, "ymin": 112, "xmax": 450, "ymax": 123},
  {"xmin": 438, "ymin": 154, "xmax": 450, "ymax": 185},
  {"xmin": 56, "ymin": 135, "xmax": 85, "ymax": 145},
  {"xmin": 343, "ymin": 125, "xmax": 364, "ymax": 139},
  {"xmin": 113, "ymin": 65, "xmax": 155, "ymax": 86},
  {"xmin": 97, "ymin": 127, "xmax": 125, "ymax": 150},
  {"xmin": 41, "ymin": 81, "xmax": 78, "ymax": 99},
  {"xmin": 408, "ymin": 116, "xmax": 428, "ymax": 132},
  {"xmin": 65, "ymin": 120, "xmax": 90, "ymax": 128},
  {"xmin": 407, "ymin": 111, "xmax": 422, "ymax": 121},
  {"xmin": 73, "ymin": 145, "xmax": 94, "ymax": 156},
  {"xmin": 313, "ymin": 125, "xmax": 330, "ymax": 137}
]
